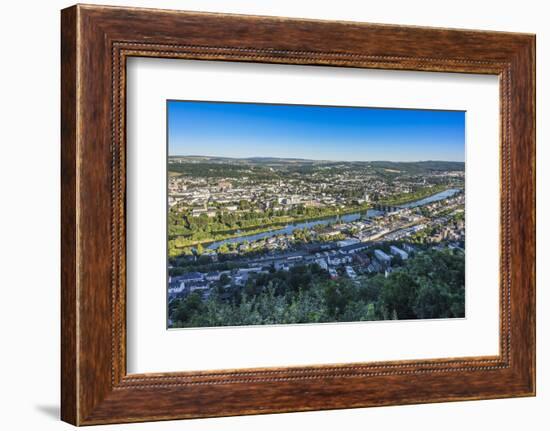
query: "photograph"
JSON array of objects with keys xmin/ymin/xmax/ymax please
[{"xmin": 166, "ymin": 101, "xmax": 466, "ymax": 328}]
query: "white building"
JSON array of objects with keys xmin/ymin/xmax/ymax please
[
  {"xmin": 390, "ymin": 245, "xmax": 409, "ymax": 260},
  {"xmin": 168, "ymin": 282, "xmax": 186, "ymax": 296},
  {"xmin": 374, "ymin": 249, "xmax": 392, "ymax": 264},
  {"xmin": 189, "ymin": 283, "xmax": 209, "ymax": 292},
  {"xmin": 337, "ymin": 238, "xmax": 360, "ymax": 248},
  {"xmin": 315, "ymin": 258, "xmax": 328, "ymax": 271},
  {"xmin": 205, "ymin": 272, "xmax": 221, "ymax": 282}
]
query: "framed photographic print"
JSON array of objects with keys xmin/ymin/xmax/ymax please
[
  {"xmin": 61, "ymin": 4, "xmax": 536, "ymax": 425},
  {"xmin": 164, "ymin": 101, "xmax": 466, "ymax": 329}
]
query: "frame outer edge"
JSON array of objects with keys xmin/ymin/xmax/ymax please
[
  {"xmin": 526, "ymin": 35, "xmax": 536, "ymax": 396},
  {"xmin": 531, "ymin": 35, "xmax": 536, "ymax": 396},
  {"xmin": 61, "ymin": 4, "xmax": 536, "ymax": 425},
  {"xmin": 61, "ymin": 5, "xmax": 79, "ymax": 426},
  {"xmin": 504, "ymin": 35, "xmax": 536, "ymax": 396},
  {"xmin": 521, "ymin": 34, "xmax": 536, "ymax": 395}
]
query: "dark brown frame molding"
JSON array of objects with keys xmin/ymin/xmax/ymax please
[{"xmin": 61, "ymin": 4, "xmax": 536, "ymax": 425}]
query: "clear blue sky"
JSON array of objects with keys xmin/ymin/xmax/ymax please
[{"xmin": 167, "ymin": 100, "xmax": 465, "ymax": 162}]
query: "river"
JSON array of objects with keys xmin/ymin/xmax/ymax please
[
  {"xmin": 398, "ymin": 188, "xmax": 461, "ymax": 208},
  {"xmin": 206, "ymin": 188, "xmax": 460, "ymax": 250}
]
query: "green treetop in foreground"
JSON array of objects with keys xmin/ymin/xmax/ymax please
[{"xmin": 169, "ymin": 248, "xmax": 465, "ymax": 328}]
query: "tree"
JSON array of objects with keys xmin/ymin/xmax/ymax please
[
  {"xmin": 365, "ymin": 302, "xmax": 377, "ymax": 321},
  {"xmin": 381, "ymin": 272, "xmax": 418, "ymax": 320},
  {"xmin": 218, "ymin": 243, "xmax": 230, "ymax": 254},
  {"xmin": 359, "ymin": 274, "xmax": 385, "ymax": 302},
  {"xmin": 169, "ymin": 249, "xmax": 465, "ymax": 327},
  {"xmin": 172, "ymin": 292, "xmax": 203, "ymax": 324},
  {"xmin": 413, "ymin": 281, "xmax": 451, "ymax": 319}
]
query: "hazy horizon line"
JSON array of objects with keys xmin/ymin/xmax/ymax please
[{"xmin": 168, "ymin": 154, "xmax": 465, "ymax": 163}]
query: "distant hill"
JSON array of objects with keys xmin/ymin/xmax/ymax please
[
  {"xmin": 167, "ymin": 156, "xmax": 464, "ymax": 179},
  {"xmin": 366, "ymin": 160, "xmax": 465, "ymax": 172},
  {"xmin": 169, "ymin": 155, "xmax": 319, "ymax": 164},
  {"xmin": 170, "ymin": 155, "xmax": 463, "ymax": 168}
]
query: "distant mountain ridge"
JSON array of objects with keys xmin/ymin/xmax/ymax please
[
  {"xmin": 167, "ymin": 155, "xmax": 464, "ymax": 180},
  {"xmin": 169, "ymin": 155, "xmax": 465, "ymax": 169}
]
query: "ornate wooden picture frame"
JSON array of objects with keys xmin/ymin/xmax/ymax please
[{"xmin": 61, "ymin": 4, "xmax": 535, "ymax": 425}]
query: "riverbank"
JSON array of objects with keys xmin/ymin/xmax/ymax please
[
  {"xmin": 169, "ymin": 203, "xmax": 372, "ymax": 256},
  {"xmin": 169, "ymin": 187, "xmax": 462, "ymax": 257},
  {"xmin": 379, "ymin": 184, "xmax": 456, "ymax": 206}
]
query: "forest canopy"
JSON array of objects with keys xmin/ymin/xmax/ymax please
[{"xmin": 169, "ymin": 249, "xmax": 465, "ymax": 328}]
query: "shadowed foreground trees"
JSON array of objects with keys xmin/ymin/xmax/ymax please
[{"xmin": 169, "ymin": 249, "xmax": 465, "ymax": 328}]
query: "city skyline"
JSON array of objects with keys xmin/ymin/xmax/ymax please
[{"xmin": 168, "ymin": 100, "xmax": 465, "ymax": 162}]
